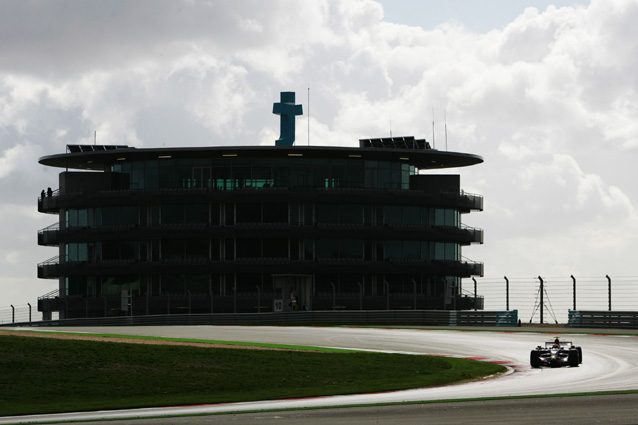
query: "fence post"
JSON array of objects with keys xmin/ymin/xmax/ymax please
[
  {"xmin": 504, "ymin": 276, "xmax": 509, "ymax": 311},
  {"xmin": 569, "ymin": 275, "xmax": 576, "ymax": 311},
  {"xmin": 472, "ymin": 277, "xmax": 477, "ymax": 311},
  {"xmin": 606, "ymin": 274, "xmax": 611, "ymax": 311},
  {"xmin": 538, "ymin": 276, "xmax": 544, "ymax": 324},
  {"xmin": 28, "ymin": 303, "xmax": 32, "ymax": 323},
  {"xmin": 233, "ymin": 281, "xmax": 237, "ymax": 313},
  {"xmin": 11, "ymin": 305, "xmax": 14, "ymax": 323}
]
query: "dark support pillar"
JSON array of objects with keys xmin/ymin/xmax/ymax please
[
  {"xmin": 188, "ymin": 291, "xmax": 192, "ymax": 315},
  {"xmin": 538, "ymin": 276, "xmax": 544, "ymax": 324},
  {"xmin": 384, "ymin": 281, "xmax": 390, "ymax": 310},
  {"xmin": 412, "ymin": 279, "xmax": 417, "ymax": 310},
  {"xmin": 104, "ymin": 296, "xmax": 107, "ymax": 317},
  {"xmin": 472, "ymin": 277, "xmax": 477, "ymax": 311},
  {"xmin": 233, "ymin": 281, "xmax": 237, "ymax": 314},
  {"xmin": 329, "ymin": 281, "xmax": 336, "ymax": 310},
  {"xmin": 256, "ymin": 285, "xmax": 261, "ymax": 313},
  {"xmin": 357, "ymin": 282, "xmax": 363, "ymax": 310},
  {"xmin": 504, "ymin": 276, "xmax": 509, "ymax": 311},
  {"xmin": 569, "ymin": 275, "xmax": 576, "ymax": 310},
  {"xmin": 606, "ymin": 274, "xmax": 611, "ymax": 311},
  {"xmin": 10, "ymin": 305, "xmax": 14, "ymax": 323},
  {"xmin": 146, "ymin": 292, "xmax": 149, "ymax": 316},
  {"xmin": 28, "ymin": 303, "xmax": 31, "ymax": 323}
]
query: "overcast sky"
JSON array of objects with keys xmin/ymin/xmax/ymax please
[{"xmin": 1, "ymin": 0, "xmax": 637, "ymax": 310}]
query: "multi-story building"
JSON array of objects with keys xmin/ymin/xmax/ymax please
[{"xmin": 37, "ymin": 92, "xmax": 484, "ymax": 319}]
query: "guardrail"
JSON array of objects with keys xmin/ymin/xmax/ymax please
[
  {"xmin": 568, "ymin": 310, "xmax": 638, "ymax": 329},
  {"xmin": 3, "ymin": 309, "xmax": 517, "ymax": 328}
]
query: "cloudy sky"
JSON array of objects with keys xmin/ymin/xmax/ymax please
[{"xmin": 1, "ymin": 0, "xmax": 637, "ymax": 310}]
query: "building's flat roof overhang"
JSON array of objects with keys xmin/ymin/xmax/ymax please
[{"xmin": 39, "ymin": 145, "xmax": 483, "ymax": 171}]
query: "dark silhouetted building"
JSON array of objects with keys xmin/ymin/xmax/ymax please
[{"xmin": 37, "ymin": 92, "xmax": 484, "ymax": 319}]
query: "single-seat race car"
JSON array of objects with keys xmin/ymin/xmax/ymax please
[{"xmin": 530, "ymin": 340, "xmax": 582, "ymax": 368}]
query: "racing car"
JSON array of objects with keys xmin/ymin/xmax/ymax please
[{"xmin": 530, "ymin": 339, "xmax": 582, "ymax": 368}]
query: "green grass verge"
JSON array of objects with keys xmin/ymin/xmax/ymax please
[
  {"xmin": 18, "ymin": 330, "xmax": 349, "ymax": 353},
  {"xmin": 0, "ymin": 334, "xmax": 504, "ymax": 417}
]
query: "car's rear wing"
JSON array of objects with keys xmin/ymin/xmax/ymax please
[{"xmin": 545, "ymin": 341, "xmax": 573, "ymax": 348}]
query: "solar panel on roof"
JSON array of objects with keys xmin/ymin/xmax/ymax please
[
  {"xmin": 358, "ymin": 136, "xmax": 431, "ymax": 150},
  {"xmin": 66, "ymin": 144, "xmax": 131, "ymax": 153}
]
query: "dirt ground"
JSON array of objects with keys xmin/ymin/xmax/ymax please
[{"xmin": 0, "ymin": 329, "xmax": 293, "ymax": 351}]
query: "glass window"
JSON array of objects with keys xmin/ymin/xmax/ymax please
[
  {"xmin": 263, "ymin": 238, "xmax": 288, "ymax": 258},
  {"xmin": 185, "ymin": 203, "xmax": 209, "ymax": 224},
  {"xmin": 341, "ymin": 239, "xmax": 363, "ymax": 258},
  {"xmin": 186, "ymin": 239, "xmax": 209, "ymax": 259},
  {"xmin": 383, "ymin": 206, "xmax": 402, "ymax": 225},
  {"xmin": 263, "ymin": 203, "xmax": 288, "ymax": 223},
  {"xmin": 316, "ymin": 240, "xmax": 339, "ymax": 259},
  {"xmin": 316, "ymin": 204, "xmax": 338, "ymax": 224},
  {"xmin": 236, "ymin": 238, "xmax": 260, "ymax": 258},
  {"xmin": 340, "ymin": 205, "xmax": 363, "ymax": 224},
  {"xmin": 161, "ymin": 204, "xmax": 183, "ymax": 224},
  {"xmin": 236, "ymin": 203, "xmax": 261, "ymax": 223},
  {"xmin": 99, "ymin": 207, "xmax": 138, "ymax": 226},
  {"xmin": 66, "ymin": 243, "xmax": 88, "ymax": 261},
  {"xmin": 403, "ymin": 206, "xmax": 421, "ymax": 225},
  {"xmin": 403, "ymin": 241, "xmax": 420, "ymax": 258},
  {"xmin": 383, "ymin": 241, "xmax": 402, "ymax": 260},
  {"xmin": 434, "ymin": 209, "xmax": 445, "ymax": 226}
]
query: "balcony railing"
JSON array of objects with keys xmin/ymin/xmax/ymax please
[
  {"xmin": 37, "ymin": 189, "xmax": 61, "ymax": 213},
  {"xmin": 36, "ymin": 186, "xmax": 483, "ymax": 212},
  {"xmin": 37, "ymin": 222, "xmax": 60, "ymax": 245},
  {"xmin": 37, "ymin": 255, "xmax": 60, "ymax": 279}
]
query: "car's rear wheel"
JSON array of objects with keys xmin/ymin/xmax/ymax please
[
  {"xmin": 568, "ymin": 350, "xmax": 579, "ymax": 367},
  {"xmin": 576, "ymin": 346, "xmax": 582, "ymax": 364}
]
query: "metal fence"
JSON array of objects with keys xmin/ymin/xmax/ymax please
[
  {"xmin": 466, "ymin": 275, "xmax": 638, "ymax": 324},
  {"xmin": 2, "ymin": 309, "xmax": 518, "ymax": 328}
]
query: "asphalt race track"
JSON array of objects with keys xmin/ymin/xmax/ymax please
[{"xmin": 2, "ymin": 326, "xmax": 638, "ymax": 424}]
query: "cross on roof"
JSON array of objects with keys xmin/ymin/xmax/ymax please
[{"xmin": 272, "ymin": 91, "xmax": 303, "ymax": 146}]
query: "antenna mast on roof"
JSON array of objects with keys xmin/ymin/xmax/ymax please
[
  {"xmin": 431, "ymin": 108, "xmax": 435, "ymax": 149},
  {"xmin": 444, "ymin": 109, "xmax": 448, "ymax": 151},
  {"xmin": 307, "ymin": 86, "xmax": 310, "ymax": 146}
]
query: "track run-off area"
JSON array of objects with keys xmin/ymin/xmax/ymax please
[{"xmin": 2, "ymin": 325, "xmax": 638, "ymax": 424}]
